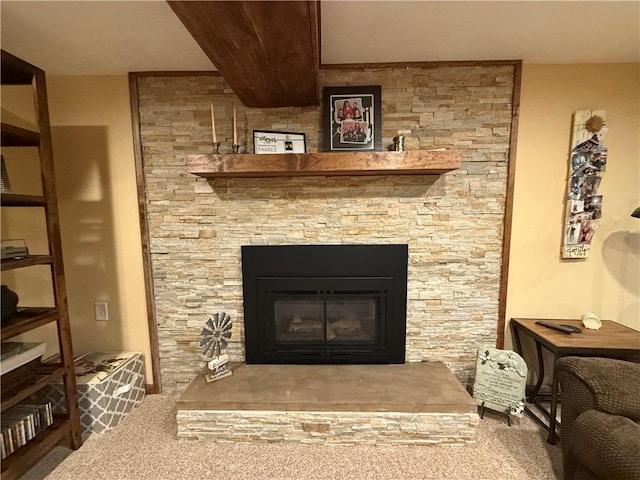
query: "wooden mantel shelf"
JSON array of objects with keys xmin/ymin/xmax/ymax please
[{"xmin": 187, "ymin": 150, "xmax": 461, "ymax": 178}]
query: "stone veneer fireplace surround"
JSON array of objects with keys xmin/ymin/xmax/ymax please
[{"xmin": 132, "ymin": 63, "xmax": 518, "ymax": 393}]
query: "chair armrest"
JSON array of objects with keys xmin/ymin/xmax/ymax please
[
  {"xmin": 570, "ymin": 410, "xmax": 640, "ymax": 480},
  {"xmin": 557, "ymin": 357, "xmax": 640, "ymax": 421},
  {"xmin": 558, "ymin": 357, "xmax": 640, "ymax": 480}
]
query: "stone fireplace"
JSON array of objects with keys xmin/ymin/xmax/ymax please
[
  {"xmin": 134, "ymin": 63, "xmax": 517, "ymax": 393},
  {"xmin": 241, "ymin": 244, "xmax": 408, "ymax": 364}
]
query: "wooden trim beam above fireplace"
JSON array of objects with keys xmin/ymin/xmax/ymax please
[
  {"xmin": 167, "ymin": 1, "xmax": 319, "ymax": 108},
  {"xmin": 187, "ymin": 150, "xmax": 461, "ymax": 178}
]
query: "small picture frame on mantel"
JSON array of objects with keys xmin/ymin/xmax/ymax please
[
  {"xmin": 322, "ymin": 85, "xmax": 382, "ymax": 152},
  {"xmin": 253, "ymin": 130, "xmax": 306, "ymax": 154}
]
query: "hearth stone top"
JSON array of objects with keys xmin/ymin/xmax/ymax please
[{"xmin": 177, "ymin": 362, "xmax": 477, "ymax": 414}]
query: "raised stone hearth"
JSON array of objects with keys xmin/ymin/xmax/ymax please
[{"xmin": 177, "ymin": 363, "xmax": 479, "ymax": 445}]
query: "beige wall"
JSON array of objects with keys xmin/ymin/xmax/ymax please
[
  {"xmin": 505, "ymin": 63, "xmax": 640, "ymax": 346},
  {"xmin": 2, "ymin": 76, "xmax": 152, "ymax": 383},
  {"xmin": 45, "ymin": 76, "xmax": 152, "ymax": 379}
]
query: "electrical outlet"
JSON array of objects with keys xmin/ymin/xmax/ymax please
[{"xmin": 94, "ymin": 301, "xmax": 108, "ymax": 321}]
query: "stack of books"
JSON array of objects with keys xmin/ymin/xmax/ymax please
[
  {"xmin": 205, "ymin": 354, "xmax": 232, "ymax": 383},
  {"xmin": 1, "ymin": 402, "xmax": 54, "ymax": 459}
]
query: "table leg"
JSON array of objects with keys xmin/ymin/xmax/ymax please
[
  {"xmin": 511, "ymin": 322, "xmax": 531, "ymax": 394},
  {"xmin": 511, "ymin": 320, "xmax": 562, "ymax": 441},
  {"xmin": 511, "ymin": 322, "xmax": 555, "ymax": 439},
  {"xmin": 530, "ymin": 342, "xmax": 545, "ymax": 402},
  {"xmin": 510, "ymin": 321, "xmax": 524, "ymax": 356},
  {"xmin": 547, "ymin": 356, "xmax": 560, "ymax": 444},
  {"xmin": 511, "ymin": 321, "xmax": 545, "ymax": 401}
]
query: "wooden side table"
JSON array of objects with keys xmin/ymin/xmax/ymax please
[{"xmin": 510, "ymin": 318, "xmax": 640, "ymax": 444}]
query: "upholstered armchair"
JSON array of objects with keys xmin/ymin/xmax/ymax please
[{"xmin": 557, "ymin": 356, "xmax": 640, "ymax": 480}]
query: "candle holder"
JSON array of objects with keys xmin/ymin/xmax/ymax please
[
  {"xmin": 232, "ymin": 144, "xmax": 240, "ymax": 154},
  {"xmin": 212, "ymin": 142, "xmax": 220, "ymax": 154}
]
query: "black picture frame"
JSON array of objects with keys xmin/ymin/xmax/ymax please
[
  {"xmin": 322, "ymin": 85, "xmax": 382, "ymax": 152},
  {"xmin": 253, "ymin": 130, "xmax": 306, "ymax": 154}
]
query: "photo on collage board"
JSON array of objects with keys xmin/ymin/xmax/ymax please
[{"xmin": 570, "ymin": 135, "xmax": 608, "ymax": 176}]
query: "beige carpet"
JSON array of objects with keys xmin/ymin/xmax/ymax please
[{"xmin": 23, "ymin": 394, "xmax": 563, "ymax": 480}]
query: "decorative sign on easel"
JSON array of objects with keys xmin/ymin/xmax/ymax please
[
  {"xmin": 563, "ymin": 110, "xmax": 608, "ymax": 259},
  {"xmin": 472, "ymin": 347, "xmax": 527, "ymax": 417}
]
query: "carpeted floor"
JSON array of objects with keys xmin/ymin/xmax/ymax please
[{"xmin": 23, "ymin": 394, "xmax": 563, "ymax": 480}]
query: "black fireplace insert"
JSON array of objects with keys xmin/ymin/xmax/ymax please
[{"xmin": 241, "ymin": 244, "xmax": 408, "ymax": 364}]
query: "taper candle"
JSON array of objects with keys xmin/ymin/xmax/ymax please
[
  {"xmin": 210, "ymin": 105, "xmax": 217, "ymax": 143},
  {"xmin": 233, "ymin": 107, "xmax": 237, "ymax": 145}
]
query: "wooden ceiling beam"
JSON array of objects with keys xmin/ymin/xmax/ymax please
[{"xmin": 168, "ymin": 0, "xmax": 319, "ymax": 108}]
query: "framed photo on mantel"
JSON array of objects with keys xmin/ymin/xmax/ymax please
[
  {"xmin": 322, "ymin": 85, "xmax": 382, "ymax": 152},
  {"xmin": 253, "ymin": 130, "xmax": 306, "ymax": 154}
]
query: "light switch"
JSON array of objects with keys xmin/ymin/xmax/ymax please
[{"xmin": 94, "ymin": 301, "xmax": 108, "ymax": 321}]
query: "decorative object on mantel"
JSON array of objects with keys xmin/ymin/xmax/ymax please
[
  {"xmin": 210, "ymin": 105, "xmax": 220, "ymax": 154},
  {"xmin": 472, "ymin": 347, "xmax": 527, "ymax": 425},
  {"xmin": 631, "ymin": 207, "xmax": 640, "ymax": 218},
  {"xmin": 209, "ymin": 105, "xmax": 241, "ymax": 154},
  {"xmin": 232, "ymin": 107, "xmax": 240, "ymax": 154},
  {"xmin": 253, "ymin": 130, "xmax": 306, "ymax": 154},
  {"xmin": 393, "ymin": 134, "xmax": 405, "ymax": 152},
  {"xmin": 322, "ymin": 85, "xmax": 382, "ymax": 152},
  {"xmin": 200, "ymin": 313, "xmax": 233, "ymax": 383},
  {"xmin": 562, "ymin": 110, "xmax": 608, "ymax": 259}
]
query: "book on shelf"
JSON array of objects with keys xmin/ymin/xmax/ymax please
[
  {"xmin": 0, "ymin": 341, "xmax": 47, "ymax": 376},
  {"xmin": 1, "ymin": 402, "xmax": 53, "ymax": 460}
]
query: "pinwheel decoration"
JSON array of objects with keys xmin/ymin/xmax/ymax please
[{"xmin": 200, "ymin": 312, "xmax": 232, "ymax": 358}]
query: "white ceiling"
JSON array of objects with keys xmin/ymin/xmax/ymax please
[{"xmin": 1, "ymin": 1, "xmax": 638, "ymax": 77}]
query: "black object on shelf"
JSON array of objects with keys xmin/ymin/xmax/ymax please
[{"xmin": 1, "ymin": 285, "xmax": 19, "ymax": 323}]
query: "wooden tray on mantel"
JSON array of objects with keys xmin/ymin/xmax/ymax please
[{"xmin": 187, "ymin": 150, "xmax": 461, "ymax": 178}]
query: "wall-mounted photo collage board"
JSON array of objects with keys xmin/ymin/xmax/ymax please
[{"xmin": 562, "ymin": 110, "xmax": 608, "ymax": 259}]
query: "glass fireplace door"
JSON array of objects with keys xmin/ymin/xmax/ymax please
[
  {"xmin": 273, "ymin": 297, "xmax": 378, "ymax": 345},
  {"xmin": 257, "ymin": 275, "xmax": 395, "ymax": 363}
]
